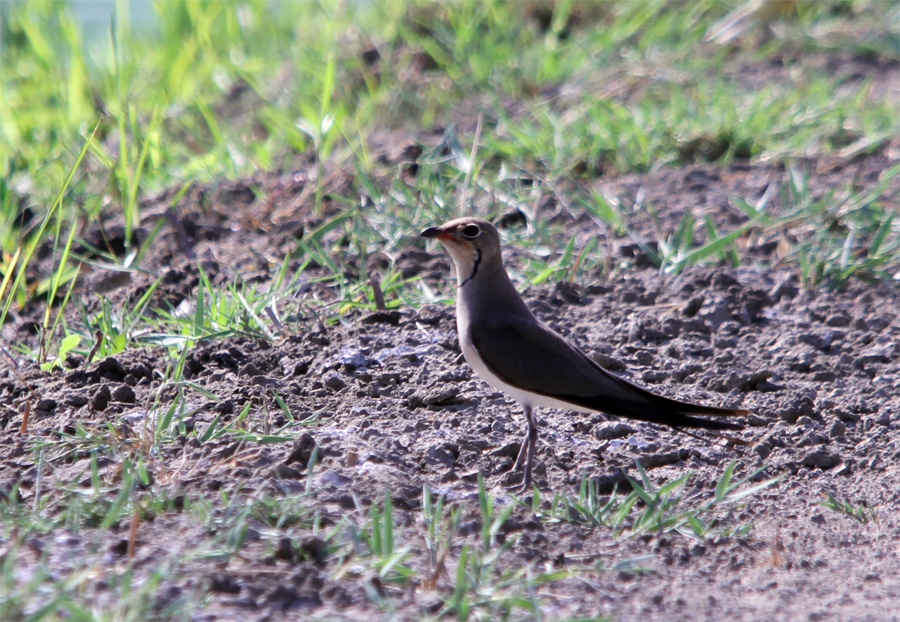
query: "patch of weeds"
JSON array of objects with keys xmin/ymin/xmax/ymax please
[
  {"xmin": 0, "ymin": 121, "xmax": 98, "ymax": 349},
  {"xmin": 336, "ymin": 488, "xmax": 415, "ymax": 588},
  {"xmin": 0, "ymin": 461, "xmax": 202, "ymax": 621},
  {"xmin": 635, "ymin": 204, "xmax": 758, "ymax": 276},
  {"xmin": 820, "ymin": 491, "xmax": 875, "ymax": 524},
  {"xmin": 16, "ymin": 446, "xmax": 179, "ymax": 534},
  {"xmin": 436, "ymin": 474, "xmax": 570, "ymax": 621},
  {"xmin": 196, "ymin": 487, "xmax": 320, "ymax": 562},
  {"xmin": 421, "ymin": 484, "xmax": 462, "ymax": 591},
  {"xmin": 732, "ymin": 163, "xmax": 900, "ymax": 288},
  {"xmin": 790, "ymin": 166, "xmax": 900, "ymax": 288},
  {"xmin": 529, "ymin": 461, "xmax": 782, "ymax": 539},
  {"xmin": 330, "ymin": 480, "xmax": 581, "ymax": 620},
  {"xmin": 0, "ymin": 537, "xmax": 201, "ymax": 622}
]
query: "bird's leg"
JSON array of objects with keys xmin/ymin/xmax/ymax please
[
  {"xmin": 521, "ymin": 404, "xmax": 538, "ymax": 491},
  {"xmin": 506, "ymin": 405, "xmax": 538, "ymax": 493},
  {"xmin": 511, "ymin": 413, "xmax": 530, "ymax": 472}
]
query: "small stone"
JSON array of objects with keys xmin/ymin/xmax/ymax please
[
  {"xmin": 285, "ymin": 433, "xmax": 318, "ymax": 467},
  {"xmin": 593, "ymin": 422, "xmax": 635, "ymax": 440},
  {"xmin": 719, "ymin": 321, "xmax": 741, "ymax": 335},
  {"xmin": 211, "ymin": 349, "xmax": 237, "ymax": 368},
  {"xmin": 682, "ymin": 318, "xmax": 712, "ymax": 334},
  {"xmin": 35, "ymin": 398, "xmax": 57, "ymax": 414},
  {"xmin": 826, "ymin": 313, "xmax": 850, "ymax": 327},
  {"xmin": 90, "ymin": 385, "xmax": 111, "ymax": 411},
  {"xmin": 812, "ymin": 371, "xmax": 837, "ymax": 382},
  {"xmin": 744, "ymin": 414, "xmax": 768, "ymax": 427},
  {"xmin": 799, "ymin": 330, "xmax": 843, "ymax": 351},
  {"xmin": 239, "ymin": 362, "xmax": 260, "ymax": 376},
  {"xmin": 408, "ymin": 385, "xmax": 459, "ymax": 408},
  {"xmin": 715, "ymin": 337, "xmax": 737, "ymax": 350},
  {"xmin": 361, "ymin": 311, "xmax": 402, "ymax": 325},
  {"xmin": 802, "ymin": 449, "xmax": 840, "ymax": 469},
  {"xmin": 828, "ymin": 420, "xmax": 846, "ymax": 437},
  {"xmin": 554, "ymin": 281, "xmax": 584, "ymax": 304},
  {"xmin": 800, "ymin": 431, "xmax": 829, "ymax": 446},
  {"xmin": 299, "ymin": 536, "xmax": 328, "ymax": 564},
  {"xmin": 215, "ymin": 400, "xmax": 234, "ymax": 415},
  {"xmin": 336, "ymin": 348, "xmax": 370, "ymax": 370},
  {"xmin": 641, "ymin": 370, "xmax": 670, "ymax": 383},
  {"xmin": 834, "ymin": 408, "xmax": 861, "ymax": 423},
  {"xmin": 322, "ymin": 370, "xmax": 345, "ymax": 391},
  {"xmin": 63, "ymin": 394, "xmax": 89, "ymax": 408},
  {"xmin": 64, "ymin": 353, "xmax": 85, "ymax": 369},
  {"xmin": 737, "ymin": 370, "xmax": 775, "ymax": 391},
  {"xmin": 769, "ymin": 278, "xmax": 797, "ymax": 302},
  {"xmin": 111, "ymin": 384, "xmax": 136, "ymax": 404},
  {"xmin": 95, "ymin": 356, "xmax": 124, "ymax": 379},
  {"xmin": 275, "ymin": 537, "xmax": 296, "ymax": 562},
  {"xmin": 590, "ymin": 352, "xmax": 627, "ymax": 371},
  {"xmin": 209, "ymin": 573, "xmax": 241, "ymax": 594},
  {"xmin": 777, "ymin": 394, "xmax": 816, "ymax": 424},
  {"xmin": 425, "ymin": 443, "xmax": 459, "ymax": 467},
  {"xmin": 638, "ymin": 450, "xmax": 688, "ymax": 469},
  {"xmin": 272, "ymin": 463, "xmax": 303, "ymax": 479},
  {"xmin": 683, "ymin": 295, "xmax": 705, "ymax": 318}
]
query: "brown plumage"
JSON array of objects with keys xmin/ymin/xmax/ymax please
[{"xmin": 421, "ymin": 217, "xmax": 748, "ymax": 490}]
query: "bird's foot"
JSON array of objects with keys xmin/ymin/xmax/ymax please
[
  {"xmin": 503, "ymin": 480, "xmax": 529, "ymax": 496},
  {"xmin": 501, "ymin": 471, "xmax": 534, "ymax": 496}
]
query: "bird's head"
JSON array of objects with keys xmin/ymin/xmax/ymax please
[{"xmin": 420, "ymin": 218, "xmax": 502, "ymax": 286}]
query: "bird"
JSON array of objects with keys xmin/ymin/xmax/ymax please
[{"xmin": 420, "ymin": 217, "xmax": 749, "ymax": 491}]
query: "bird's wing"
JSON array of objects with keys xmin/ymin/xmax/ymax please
[{"xmin": 469, "ymin": 313, "xmax": 746, "ymax": 429}]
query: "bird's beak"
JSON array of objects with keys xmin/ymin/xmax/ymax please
[{"xmin": 420, "ymin": 226, "xmax": 452, "ymax": 240}]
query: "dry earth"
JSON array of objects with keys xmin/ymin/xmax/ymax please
[{"xmin": 2, "ymin": 82, "xmax": 900, "ymax": 622}]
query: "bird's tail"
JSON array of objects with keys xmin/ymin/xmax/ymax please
[
  {"xmin": 630, "ymin": 383, "xmax": 749, "ymax": 431},
  {"xmin": 651, "ymin": 393, "xmax": 749, "ymax": 431}
]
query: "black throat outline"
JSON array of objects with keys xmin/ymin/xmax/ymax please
[{"xmin": 459, "ymin": 248, "xmax": 482, "ymax": 287}]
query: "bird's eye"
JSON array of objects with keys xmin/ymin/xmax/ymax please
[{"xmin": 461, "ymin": 224, "xmax": 481, "ymax": 238}]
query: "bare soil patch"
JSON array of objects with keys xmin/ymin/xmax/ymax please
[{"xmin": 3, "ymin": 143, "xmax": 899, "ymax": 621}]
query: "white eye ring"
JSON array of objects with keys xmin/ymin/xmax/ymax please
[{"xmin": 461, "ymin": 224, "xmax": 481, "ymax": 238}]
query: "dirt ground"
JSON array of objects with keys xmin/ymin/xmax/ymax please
[{"xmin": 3, "ymin": 67, "xmax": 900, "ymax": 622}]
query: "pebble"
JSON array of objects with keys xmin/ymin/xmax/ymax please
[
  {"xmin": 272, "ymin": 463, "xmax": 303, "ymax": 479},
  {"xmin": 802, "ymin": 449, "xmax": 840, "ymax": 469},
  {"xmin": 90, "ymin": 385, "xmax": 111, "ymax": 411},
  {"xmin": 408, "ymin": 385, "xmax": 459, "ymax": 408},
  {"xmin": 425, "ymin": 443, "xmax": 458, "ymax": 467},
  {"xmin": 828, "ymin": 420, "xmax": 847, "ymax": 437},
  {"xmin": 322, "ymin": 370, "xmax": 346, "ymax": 391},
  {"xmin": 35, "ymin": 398, "xmax": 57, "ymax": 414},
  {"xmin": 111, "ymin": 384, "xmax": 136, "ymax": 404},
  {"xmin": 593, "ymin": 422, "xmax": 636, "ymax": 440}
]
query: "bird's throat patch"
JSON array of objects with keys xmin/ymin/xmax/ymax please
[{"xmin": 460, "ymin": 248, "xmax": 482, "ymax": 287}]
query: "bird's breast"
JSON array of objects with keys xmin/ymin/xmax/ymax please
[{"xmin": 456, "ymin": 303, "xmax": 592, "ymax": 412}]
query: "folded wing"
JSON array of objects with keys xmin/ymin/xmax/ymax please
[{"xmin": 469, "ymin": 313, "xmax": 747, "ymax": 431}]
